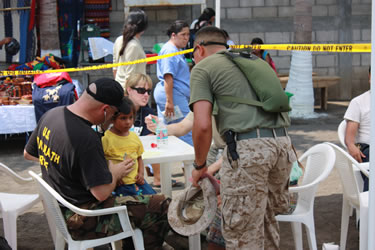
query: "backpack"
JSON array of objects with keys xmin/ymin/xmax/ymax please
[{"xmin": 215, "ymin": 49, "xmax": 290, "ymax": 113}]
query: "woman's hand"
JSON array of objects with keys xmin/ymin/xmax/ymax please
[{"xmin": 145, "ymin": 114, "xmax": 158, "ymax": 133}]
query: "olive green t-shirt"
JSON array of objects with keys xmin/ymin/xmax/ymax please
[{"xmin": 189, "ymin": 52, "xmax": 290, "ymax": 136}]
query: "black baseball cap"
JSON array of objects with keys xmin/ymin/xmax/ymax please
[{"xmin": 86, "ymin": 78, "xmax": 124, "ymax": 107}]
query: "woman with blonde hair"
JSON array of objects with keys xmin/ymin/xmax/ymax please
[{"xmin": 125, "ymin": 73, "xmax": 164, "ymax": 187}]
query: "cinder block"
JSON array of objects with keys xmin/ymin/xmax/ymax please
[
  {"xmin": 221, "ymin": 0, "xmax": 240, "ymax": 7},
  {"xmin": 352, "ymin": 54, "xmax": 361, "ymax": 66},
  {"xmin": 252, "ymin": 7, "xmax": 277, "ymax": 18},
  {"xmin": 265, "ymin": 32, "xmax": 291, "ymax": 44},
  {"xmin": 273, "ymin": 56, "xmax": 291, "ymax": 70},
  {"xmin": 227, "ymin": 8, "xmax": 252, "ymax": 19},
  {"xmin": 361, "ymin": 53, "xmax": 370, "ymax": 66},
  {"xmin": 157, "ymin": 9, "xmax": 178, "ymax": 21},
  {"xmin": 315, "ymin": 30, "xmax": 338, "ymax": 42},
  {"xmin": 229, "ymin": 33, "xmax": 240, "ymax": 44},
  {"xmin": 316, "ymin": 55, "xmax": 336, "ymax": 67},
  {"xmin": 361, "ymin": 29, "xmax": 371, "ymax": 41},
  {"xmin": 314, "ymin": 68, "xmax": 329, "ymax": 75},
  {"xmin": 109, "ymin": 11, "xmax": 125, "ymax": 23},
  {"xmin": 156, "ymin": 35, "xmax": 169, "ymax": 43},
  {"xmin": 240, "ymin": 0, "xmax": 264, "ymax": 7},
  {"xmin": 316, "ymin": 0, "xmax": 337, "ymax": 5},
  {"xmin": 266, "ymin": 0, "xmax": 290, "ymax": 6},
  {"xmin": 352, "ymin": 29, "xmax": 361, "ymax": 41},
  {"xmin": 278, "ymin": 6, "xmax": 294, "ymax": 17},
  {"xmin": 111, "ymin": 0, "xmax": 117, "ymax": 10},
  {"xmin": 239, "ymin": 33, "xmax": 264, "ymax": 44},
  {"xmin": 312, "ymin": 5, "xmax": 328, "ymax": 16},
  {"xmin": 141, "ymin": 35, "xmax": 156, "ymax": 48},
  {"xmin": 328, "ymin": 5, "xmax": 338, "ymax": 16},
  {"xmin": 146, "ymin": 10, "xmax": 157, "ymax": 22},
  {"xmin": 352, "ymin": 4, "xmax": 371, "ymax": 15}
]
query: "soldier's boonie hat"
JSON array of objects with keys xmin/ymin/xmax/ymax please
[{"xmin": 168, "ymin": 177, "xmax": 217, "ymax": 236}]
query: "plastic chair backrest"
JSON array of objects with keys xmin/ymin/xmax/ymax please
[
  {"xmin": 28, "ymin": 171, "xmax": 72, "ymax": 242},
  {"xmin": 0, "ymin": 162, "xmax": 33, "ymax": 185},
  {"xmin": 325, "ymin": 142, "xmax": 361, "ymax": 208},
  {"xmin": 295, "ymin": 143, "xmax": 335, "ymax": 210},
  {"xmin": 337, "ymin": 120, "xmax": 347, "ymax": 149}
]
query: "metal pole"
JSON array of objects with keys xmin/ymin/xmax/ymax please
[
  {"xmin": 368, "ymin": 0, "xmax": 375, "ymax": 249},
  {"xmin": 215, "ymin": 0, "xmax": 220, "ymax": 28}
]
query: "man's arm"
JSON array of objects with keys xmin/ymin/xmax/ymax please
[
  {"xmin": 24, "ymin": 149, "xmax": 39, "ymax": 162},
  {"xmin": 345, "ymin": 120, "xmax": 365, "ymax": 162},
  {"xmin": 191, "ymin": 100, "xmax": 212, "ymax": 186},
  {"xmin": 145, "ymin": 114, "xmax": 193, "ymax": 137},
  {"xmin": 90, "ymin": 159, "xmax": 134, "ymax": 201}
]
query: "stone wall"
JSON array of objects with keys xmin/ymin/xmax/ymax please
[{"xmin": 109, "ymin": 0, "xmax": 371, "ymax": 100}]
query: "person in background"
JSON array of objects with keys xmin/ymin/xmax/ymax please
[
  {"xmin": 344, "ymin": 67, "xmax": 371, "ymax": 191},
  {"xmin": 190, "ymin": 26, "xmax": 294, "ymax": 249},
  {"xmin": 102, "ymin": 96, "xmax": 156, "ymax": 196},
  {"xmin": 125, "ymin": 73, "xmax": 164, "ymax": 187},
  {"xmin": 154, "ymin": 20, "xmax": 193, "ymax": 145},
  {"xmin": 190, "ymin": 7, "xmax": 216, "ymax": 31},
  {"xmin": 251, "ymin": 37, "xmax": 278, "ymax": 75},
  {"xmin": 113, "ymin": 9, "xmax": 148, "ymax": 89}
]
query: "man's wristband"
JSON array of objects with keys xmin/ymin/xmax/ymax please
[{"xmin": 193, "ymin": 161, "xmax": 207, "ymax": 170}]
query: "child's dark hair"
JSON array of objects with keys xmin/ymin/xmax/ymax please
[{"xmin": 113, "ymin": 96, "xmax": 136, "ymax": 119}]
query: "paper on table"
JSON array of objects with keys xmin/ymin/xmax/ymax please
[{"xmin": 88, "ymin": 37, "xmax": 114, "ymax": 60}]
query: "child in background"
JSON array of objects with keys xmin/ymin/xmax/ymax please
[
  {"xmin": 251, "ymin": 37, "xmax": 278, "ymax": 75},
  {"xmin": 102, "ymin": 96, "xmax": 156, "ymax": 196}
]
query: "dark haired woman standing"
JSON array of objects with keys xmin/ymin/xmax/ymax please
[
  {"xmin": 113, "ymin": 9, "xmax": 148, "ymax": 89},
  {"xmin": 154, "ymin": 20, "xmax": 192, "ymax": 145}
]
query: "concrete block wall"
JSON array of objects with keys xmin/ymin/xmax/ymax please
[{"xmin": 106, "ymin": 0, "xmax": 371, "ymax": 100}]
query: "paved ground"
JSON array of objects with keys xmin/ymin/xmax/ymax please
[{"xmin": 0, "ymin": 101, "xmax": 361, "ymax": 249}]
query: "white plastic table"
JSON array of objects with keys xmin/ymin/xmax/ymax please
[
  {"xmin": 140, "ymin": 135, "xmax": 195, "ymax": 197},
  {"xmin": 140, "ymin": 135, "xmax": 200, "ymax": 250}
]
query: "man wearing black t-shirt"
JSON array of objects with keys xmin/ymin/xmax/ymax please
[{"xmin": 24, "ymin": 78, "xmax": 172, "ymax": 249}]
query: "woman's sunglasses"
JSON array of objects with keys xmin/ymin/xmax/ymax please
[{"xmin": 131, "ymin": 87, "xmax": 152, "ymax": 95}]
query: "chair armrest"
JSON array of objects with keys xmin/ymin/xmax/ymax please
[
  {"xmin": 289, "ymin": 183, "xmax": 318, "ymax": 193},
  {"xmin": 355, "ymin": 163, "xmax": 369, "ymax": 178},
  {"xmin": 65, "ymin": 203, "xmax": 128, "ymax": 217}
]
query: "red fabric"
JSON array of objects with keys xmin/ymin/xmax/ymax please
[
  {"xmin": 28, "ymin": 0, "xmax": 36, "ymax": 31},
  {"xmin": 34, "ymin": 72, "xmax": 72, "ymax": 88}
]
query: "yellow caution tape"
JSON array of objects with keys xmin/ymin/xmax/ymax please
[
  {"xmin": 0, "ymin": 43, "xmax": 371, "ymax": 76},
  {"xmin": 231, "ymin": 43, "xmax": 371, "ymax": 53}
]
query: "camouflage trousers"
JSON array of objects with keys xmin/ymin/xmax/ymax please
[
  {"xmin": 220, "ymin": 136, "xmax": 295, "ymax": 250},
  {"xmin": 62, "ymin": 194, "xmax": 171, "ymax": 250}
]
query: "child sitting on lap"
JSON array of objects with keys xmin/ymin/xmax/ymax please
[{"xmin": 102, "ymin": 96, "xmax": 156, "ymax": 196}]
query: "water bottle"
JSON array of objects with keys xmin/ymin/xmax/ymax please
[{"xmin": 156, "ymin": 117, "xmax": 168, "ymax": 148}]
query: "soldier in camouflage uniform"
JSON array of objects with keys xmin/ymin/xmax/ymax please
[
  {"xmin": 24, "ymin": 78, "xmax": 172, "ymax": 249},
  {"xmin": 189, "ymin": 27, "xmax": 295, "ymax": 249}
]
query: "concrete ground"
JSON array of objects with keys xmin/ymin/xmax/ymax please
[{"xmin": 0, "ymin": 101, "xmax": 361, "ymax": 249}]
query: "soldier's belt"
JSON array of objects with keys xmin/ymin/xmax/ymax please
[{"xmin": 236, "ymin": 128, "xmax": 287, "ymax": 140}]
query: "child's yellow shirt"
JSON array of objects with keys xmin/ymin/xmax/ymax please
[{"xmin": 102, "ymin": 130, "xmax": 144, "ymax": 184}]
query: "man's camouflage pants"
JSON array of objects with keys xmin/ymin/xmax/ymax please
[
  {"xmin": 220, "ymin": 136, "xmax": 295, "ymax": 250},
  {"xmin": 62, "ymin": 194, "xmax": 171, "ymax": 250}
]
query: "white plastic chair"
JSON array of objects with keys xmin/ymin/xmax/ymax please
[
  {"xmin": 0, "ymin": 162, "xmax": 40, "ymax": 250},
  {"xmin": 325, "ymin": 142, "xmax": 369, "ymax": 250},
  {"xmin": 28, "ymin": 171, "xmax": 144, "ymax": 250},
  {"xmin": 276, "ymin": 143, "xmax": 336, "ymax": 250},
  {"xmin": 337, "ymin": 120, "xmax": 347, "ymax": 149}
]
